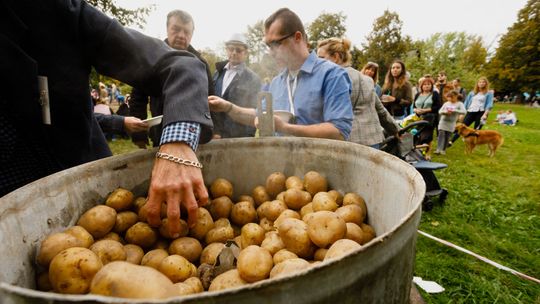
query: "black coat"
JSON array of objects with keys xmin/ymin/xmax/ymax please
[{"xmin": 0, "ymin": 0, "xmax": 213, "ymax": 196}]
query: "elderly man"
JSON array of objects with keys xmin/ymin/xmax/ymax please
[
  {"xmin": 209, "ymin": 8, "xmax": 353, "ymax": 140},
  {"xmin": 209, "ymin": 34, "xmax": 262, "ymax": 139},
  {"xmin": 130, "ymin": 10, "xmax": 214, "ymax": 148}
]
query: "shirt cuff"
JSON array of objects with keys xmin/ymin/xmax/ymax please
[{"xmin": 160, "ymin": 122, "xmax": 201, "ymax": 151}]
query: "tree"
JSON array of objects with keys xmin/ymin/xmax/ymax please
[
  {"xmin": 245, "ymin": 20, "xmax": 266, "ymax": 64},
  {"xmin": 361, "ymin": 10, "xmax": 411, "ymax": 82},
  {"xmin": 87, "ymin": 0, "xmax": 153, "ymax": 28},
  {"xmin": 485, "ymin": 0, "xmax": 540, "ymax": 97},
  {"xmin": 307, "ymin": 12, "xmax": 347, "ymax": 50}
]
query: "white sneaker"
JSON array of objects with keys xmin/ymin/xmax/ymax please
[
  {"xmin": 434, "ymin": 150, "xmax": 441, "ymax": 155},
  {"xmin": 441, "ymin": 150, "xmax": 446, "ymax": 155}
]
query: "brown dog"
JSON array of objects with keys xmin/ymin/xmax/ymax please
[{"xmin": 455, "ymin": 123, "xmax": 504, "ymax": 157}]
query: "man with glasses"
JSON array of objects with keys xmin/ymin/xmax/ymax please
[
  {"xmin": 130, "ymin": 10, "xmax": 214, "ymax": 148},
  {"xmin": 208, "ymin": 34, "xmax": 262, "ymax": 138},
  {"xmin": 209, "ymin": 8, "xmax": 353, "ymax": 140}
]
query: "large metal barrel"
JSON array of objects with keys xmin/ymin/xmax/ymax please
[{"xmin": 0, "ymin": 137, "xmax": 425, "ymax": 303}]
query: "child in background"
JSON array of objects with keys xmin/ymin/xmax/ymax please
[
  {"xmin": 495, "ymin": 110, "xmax": 507, "ymax": 124},
  {"xmin": 436, "ymin": 91, "xmax": 466, "ymax": 154}
]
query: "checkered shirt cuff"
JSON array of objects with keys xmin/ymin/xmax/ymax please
[{"xmin": 160, "ymin": 122, "xmax": 201, "ymax": 151}]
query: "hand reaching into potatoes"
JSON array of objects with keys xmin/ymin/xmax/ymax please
[{"xmin": 146, "ymin": 142, "xmax": 209, "ymax": 238}]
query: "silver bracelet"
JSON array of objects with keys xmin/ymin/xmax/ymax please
[{"xmin": 155, "ymin": 152, "xmax": 203, "ymax": 169}]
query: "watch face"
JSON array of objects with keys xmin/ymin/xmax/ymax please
[{"xmin": 144, "ymin": 115, "xmax": 163, "ymax": 127}]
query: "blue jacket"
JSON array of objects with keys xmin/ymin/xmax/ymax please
[{"xmin": 464, "ymin": 91, "xmax": 494, "ymax": 111}]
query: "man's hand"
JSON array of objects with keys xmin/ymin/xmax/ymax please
[
  {"xmin": 146, "ymin": 142, "xmax": 209, "ymax": 237},
  {"xmin": 208, "ymin": 95, "xmax": 232, "ymax": 112},
  {"xmin": 123, "ymin": 116, "xmax": 148, "ymax": 133}
]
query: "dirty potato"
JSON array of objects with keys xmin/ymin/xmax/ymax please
[
  {"xmin": 273, "ymin": 209, "xmax": 301, "ymax": 229},
  {"xmin": 283, "ymin": 188, "xmax": 312, "ymax": 210},
  {"xmin": 342, "ymin": 192, "xmax": 367, "ymax": 218},
  {"xmin": 210, "ymin": 178, "xmax": 233, "ymax": 199},
  {"xmin": 168, "ymin": 237, "xmax": 203, "ymax": 263},
  {"xmin": 158, "ymin": 255, "xmax": 197, "ymax": 283},
  {"xmin": 77, "ymin": 205, "xmax": 117, "ymax": 239},
  {"xmin": 123, "ymin": 244, "xmax": 144, "ymax": 264},
  {"xmin": 265, "ymin": 172, "xmax": 287, "ymax": 198},
  {"xmin": 89, "ymin": 240, "xmax": 126, "ymax": 265},
  {"xmin": 311, "ymin": 192, "xmax": 338, "ymax": 212},
  {"xmin": 209, "ymin": 196, "xmax": 234, "ymax": 220},
  {"xmin": 140, "ymin": 248, "xmax": 169, "ymax": 269},
  {"xmin": 306, "ymin": 211, "xmax": 346, "ymax": 248},
  {"xmin": 64, "ymin": 226, "xmax": 94, "ymax": 248},
  {"xmin": 251, "ymin": 185, "xmax": 271, "ymax": 207},
  {"xmin": 277, "ymin": 218, "xmax": 314, "ymax": 259},
  {"xmin": 113, "ymin": 211, "xmax": 139, "ymax": 234},
  {"xmin": 269, "ymin": 258, "xmax": 310, "ymax": 279},
  {"xmin": 260, "ymin": 231, "xmax": 285, "ymax": 255},
  {"xmin": 285, "ymin": 176, "xmax": 303, "ymax": 190},
  {"xmin": 159, "ymin": 218, "xmax": 189, "ymax": 239},
  {"xmin": 208, "ymin": 269, "xmax": 247, "ymax": 292},
  {"xmin": 125, "ymin": 222, "xmax": 157, "ymax": 248},
  {"xmin": 205, "ymin": 224, "xmax": 235, "ymax": 244},
  {"xmin": 303, "ymin": 171, "xmax": 328, "ymax": 196},
  {"xmin": 335, "ymin": 204, "xmax": 365, "ymax": 225},
  {"xmin": 49, "ymin": 247, "xmax": 102, "ymax": 294},
  {"xmin": 37, "ymin": 232, "xmax": 84, "ymax": 267},
  {"xmin": 188, "ymin": 207, "xmax": 215, "ymax": 241},
  {"xmin": 105, "ymin": 188, "xmax": 134, "ymax": 211},
  {"xmin": 200, "ymin": 242, "xmax": 225, "ymax": 265},
  {"xmin": 230, "ymin": 201, "xmax": 257, "ymax": 226},
  {"xmin": 272, "ymin": 249, "xmax": 298, "ymax": 265},
  {"xmin": 240, "ymin": 223, "xmax": 265, "ymax": 248}
]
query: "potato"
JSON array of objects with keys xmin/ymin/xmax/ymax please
[
  {"xmin": 172, "ymin": 282, "xmax": 195, "ymax": 296},
  {"xmin": 141, "ymin": 249, "xmax": 169, "ymax": 269},
  {"xmin": 200, "ymin": 242, "xmax": 225, "ymax": 265},
  {"xmin": 189, "ymin": 207, "xmax": 215, "ymax": 240},
  {"xmin": 124, "ymin": 244, "xmax": 144, "ymax": 264},
  {"xmin": 260, "ymin": 231, "xmax": 285, "ymax": 255},
  {"xmin": 90, "ymin": 261, "xmax": 176, "ymax": 299},
  {"xmin": 275, "ymin": 191, "xmax": 286, "ymax": 202},
  {"xmin": 314, "ymin": 248, "xmax": 328, "ymax": 261},
  {"xmin": 64, "ymin": 226, "xmax": 94, "ymax": 248},
  {"xmin": 259, "ymin": 217, "xmax": 274, "ymax": 232},
  {"xmin": 208, "ymin": 269, "xmax": 247, "ymax": 292},
  {"xmin": 125, "ymin": 222, "xmax": 157, "ymax": 248},
  {"xmin": 89, "ymin": 240, "xmax": 126, "ymax": 265},
  {"xmin": 37, "ymin": 232, "xmax": 84, "ymax": 267},
  {"xmin": 324, "ymin": 239, "xmax": 362, "ymax": 260},
  {"xmin": 205, "ymin": 225, "xmax": 235, "ymax": 244},
  {"xmin": 159, "ymin": 255, "xmax": 197, "ymax": 283},
  {"xmin": 273, "ymin": 209, "xmax": 301, "ymax": 229},
  {"xmin": 159, "ymin": 218, "xmax": 188, "ymax": 239},
  {"xmin": 113, "ymin": 211, "xmax": 138, "ymax": 234},
  {"xmin": 311, "ymin": 192, "xmax": 338, "ymax": 212},
  {"xmin": 168, "ymin": 237, "xmax": 203, "ymax": 263},
  {"xmin": 209, "ymin": 196, "xmax": 234, "ymax": 220},
  {"xmin": 265, "ymin": 172, "xmax": 286, "ymax": 198},
  {"xmin": 344, "ymin": 223, "xmax": 364, "ymax": 244},
  {"xmin": 184, "ymin": 277, "xmax": 204, "ymax": 293},
  {"xmin": 214, "ymin": 218, "xmax": 231, "ymax": 228},
  {"xmin": 269, "ymin": 258, "xmax": 310, "ymax": 279},
  {"xmin": 105, "ymin": 188, "xmax": 134, "ymax": 211},
  {"xmin": 36, "ymin": 271, "xmax": 52, "ymax": 291},
  {"xmin": 99, "ymin": 232, "xmax": 124, "ymax": 244},
  {"xmin": 306, "ymin": 211, "xmax": 347, "ymax": 248},
  {"xmin": 328, "ymin": 190, "xmax": 343, "ymax": 206},
  {"xmin": 335, "ymin": 204, "xmax": 365, "ymax": 225},
  {"xmin": 133, "ymin": 196, "xmax": 147, "ymax": 213},
  {"xmin": 210, "ymin": 178, "xmax": 233, "ymax": 199},
  {"xmin": 240, "ymin": 223, "xmax": 265, "ymax": 248},
  {"xmin": 257, "ymin": 199, "xmax": 288, "ymax": 221},
  {"xmin": 303, "ymin": 171, "xmax": 328, "ymax": 196},
  {"xmin": 77, "ymin": 205, "xmax": 117, "ymax": 239},
  {"xmin": 360, "ymin": 223, "xmax": 376, "ymax": 244},
  {"xmin": 237, "ymin": 245, "xmax": 273, "ymax": 283},
  {"xmin": 277, "ymin": 218, "xmax": 314, "ymax": 258},
  {"xmin": 300, "ymin": 202, "xmax": 314, "ymax": 219},
  {"xmin": 272, "ymin": 249, "xmax": 298, "ymax": 265},
  {"xmin": 343, "ymin": 192, "xmax": 367, "ymax": 218},
  {"xmin": 237, "ymin": 195, "xmax": 255, "ymax": 207},
  {"xmin": 252, "ymin": 185, "xmax": 271, "ymax": 207},
  {"xmin": 152, "ymin": 238, "xmax": 171, "ymax": 250},
  {"xmin": 49, "ymin": 247, "xmax": 102, "ymax": 294},
  {"xmin": 283, "ymin": 188, "xmax": 312, "ymax": 210},
  {"xmin": 230, "ymin": 201, "xmax": 257, "ymax": 226},
  {"xmin": 285, "ymin": 176, "xmax": 303, "ymax": 190}
]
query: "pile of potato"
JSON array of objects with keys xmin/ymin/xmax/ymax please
[{"xmin": 34, "ymin": 171, "xmax": 376, "ymax": 299}]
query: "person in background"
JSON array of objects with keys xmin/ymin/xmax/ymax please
[
  {"xmin": 435, "ymin": 71, "xmax": 455, "ymax": 103},
  {"xmin": 452, "ymin": 78, "xmax": 466, "ymax": 100},
  {"xmin": 209, "ymin": 8, "xmax": 353, "ymax": 140},
  {"xmin": 412, "ymin": 76, "xmax": 441, "ymax": 159},
  {"xmin": 449, "ymin": 76, "xmax": 494, "ymax": 145},
  {"xmin": 209, "ymin": 34, "xmax": 261, "ymax": 139},
  {"xmin": 1, "ymin": 0, "xmax": 213, "ymax": 237},
  {"xmin": 501, "ymin": 110, "xmax": 517, "ymax": 126},
  {"xmin": 361, "ymin": 62, "xmax": 382, "ymax": 97},
  {"xmin": 436, "ymin": 91, "xmax": 466, "ymax": 155},
  {"xmin": 381, "ymin": 59, "xmax": 413, "ymax": 120},
  {"xmin": 317, "ymin": 37, "xmax": 398, "ymax": 148},
  {"xmin": 130, "ymin": 9, "xmax": 214, "ymax": 148}
]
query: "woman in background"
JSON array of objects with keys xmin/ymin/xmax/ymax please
[
  {"xmin": 381, "ymin": 59, "xmax": 413, "ymax": 120},
  {"xmin": 361, "ymin": 62, "xmax": 382, "ymax": 97}
]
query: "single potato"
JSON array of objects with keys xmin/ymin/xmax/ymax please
[
  {"xmin": 199, "ymin": 242, "xmax": 225, "ymax": 265},
  {"xmin": 230, "ymin": 201, "xmax": 257, "ymax": 226},
  {"xmin": 158, "ymin": 254, "xmax": 197, "ymax": 283},
  {"xmin": 237, "ymin": 245, "xmax": 273, "ymax": 283},
  {"xmin": 252, "ymin": 185, "xmax": 271, "ymax": 207},
  {"xmin": 240, "ymin": 223, "xmax": 266, "ymax": 248},
  {"xmin": 141, "ymin": 249, "xmax": 169, "ymax": 270},
  {"xmin": 277, "ymin": 218, "xmax": 314, "ymax": 259},
  {"xmin": 205, "ymin": 225, "xmax": 235, "ymax": 244},
  {"xmin": 324, "ymin": 239, "xmax": 362, "ymax": 260},
  {"xmin": 269, "ymin": 258, "xmax": 310, "ymax": 279},
  {"xmin": 168, "ymin": 237, "xmax": 203, "ymax": 263},
  {"xmin": 335, "ymin": 204, "xmax": 365, "ymax": 225},
  {"xmin": 327, "ymin": 190, "xmax": 343, "ymax": 206},
  {"xmin": 105, "ymin": 188, "xmax": 134, "ymax": 211},
  {"xmin": 209, "ymin": 196, "xmax": 234, "ymax": 220},
  {"xmin": 124, "ymin": 244, "xmax": 144, "ymax": 264},
  {"xmin": 343, "ymin": 192, "xmax": 367, "ymax": 218},
  {"xmin": 285, "ymin": 176, "xmax": 303, "ymax": 190},
  {"xmin": 125, "ymin": 222, "xmax": 157, "ymax": 248},
  {"xmin": 265, "ymin": 172, "xmax": 287, "ymax": 198},
  {"xmin": 272, "ymin": 249, "xmax": 298, "ymax": 265},
  {"xmin": 49, "ymin": 247, "xmax": 102, "ymax": 294},
  {"xmin": 37, "ymin": 232, "xmax": 84, "ymax": 267},
  {"xmin": 210, "ymin": 178, "xmax": 233, "ymax": 199},
  {"xmin": 89, "ymin": 239, "xmax": 126, "ymax": 265},
  {"xmin": 113, "ymin": 211, "xmax": 139, "ymax": 234},
  {"xmin": 260, "ymin": 231, "xmax": 285, "ymax": 256},
  {"xmin": 64, "ymin": 226, "xmax": 94, "ymax": 248},
  {"xmin": 283, "ymin": 188, "xmax": 312, "ymax": 210},
  {"xmin": 311, "ymin": 192, "xmax": 338, "ymax": 212},
  {"xmin": 208, "ymin": 269, "xmax": 247, "ymax": 292},
  {"xmin": 77, "ymin": 205, "xmax": 117, "ymax": 239},
  {"xmin": 257, "ymin": 199, "xmax": 288, "ymax": 221},
  {"xmin": 189, "ymin": 207, "xmax": 215, "ymax": 241},
  {"xmin": 303, "ymin": 171, "xmax": 328, "ymax": 196},
  {"xmin": 306, "ymin": 211, "xmax": 347, "ymax": 248}
]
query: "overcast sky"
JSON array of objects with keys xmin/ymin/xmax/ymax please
[{"xmin": 117, "ymin": 0, "xmax": 527, "ymax": 54}]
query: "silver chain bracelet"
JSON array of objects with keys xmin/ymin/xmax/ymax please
[{"xmin": 155, "ymin": 152, "xmax": 203, "ymax": 169}]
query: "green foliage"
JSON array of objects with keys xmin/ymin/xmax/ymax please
[
  {"xmin": 307, "ymin": 12, "xmax": 347, "ymax": 50},
  {"xmin": 199, "ymin": 48, "xmax": 225, "ymax": 76},
  {"xmin": 86, "ymin": 0, "xmax": 153, "ymax": 28},
  {"xmin": 416, "ymin": 103, "xmax": 540, "ymax": 303},
  {"xmin": 360, "ymin": 10, "xmax": 412, "ymax": 81},
  {"xmin": 485, "ymin": 0, "xmax": 540, "ymax": 95},
  {"xmin": 246, "ymin": 20, "xmax": 267, "ymax": 63}
]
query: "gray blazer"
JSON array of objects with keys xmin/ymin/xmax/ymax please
[{"xmin": 346, "ymin": 67, "xmax": 399, "ymax": 146}]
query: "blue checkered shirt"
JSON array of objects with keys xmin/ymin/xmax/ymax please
[{"xmin": 160, "ymin": 122, "xmax": 201, "ymax": 151}]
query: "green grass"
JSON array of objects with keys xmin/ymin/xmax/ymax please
[{"xmin": 108, "ymin": 103, "xmax": 540, "ymax": 302}]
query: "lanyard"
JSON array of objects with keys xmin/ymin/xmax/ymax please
[{"xmin": 287, "ymin": 73, "xmax": 297, "ymax": 116}]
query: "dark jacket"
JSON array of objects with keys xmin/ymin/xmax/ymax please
[
  {"xmin": 212, "ymin": 60, "xmax": 262, "ymax": 138},
  {"xmin": 383, "ymin": 81, "xmax": 413, "ymax": 117},
  {"xmin": 130, "ymin": 43, "xmax": 214, "ymax": 146},
  {"xmin": 0, "ymin": 0, "xmax": 212, "ymax": 196}
]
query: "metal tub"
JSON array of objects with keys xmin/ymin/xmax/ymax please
[{"xmin": 0, "ymin": 137, "xmax": 425, "ymax": 303}]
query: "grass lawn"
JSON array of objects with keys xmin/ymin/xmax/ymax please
[{"xmin": 108, "ymin": 103, "xmax": 539, "ymax": 302}]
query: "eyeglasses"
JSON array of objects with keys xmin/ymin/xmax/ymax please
[
  {"xmin": 265, "ymin": 32, "xmax": 295, "ymax": 50},
  {"xmin": 226, "ymin": 46, "xmax": 245, "ymax": 53}
]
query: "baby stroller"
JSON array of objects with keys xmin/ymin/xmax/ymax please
[{"xmin": 380, "ymin": 120, "xmax": 448, "ymax": 211}]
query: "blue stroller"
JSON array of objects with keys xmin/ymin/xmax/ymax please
[{"xmin": 380, "ymin": 120, "xmax": 448, "ymax": 211}]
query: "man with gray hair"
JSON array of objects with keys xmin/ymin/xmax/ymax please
[
  {"xmin": 208, "ymin": 33, "xmax": 262, "ymax": 138},
  {"xmin": 130, "ymin": 10, "xmax": 214, "ymax": 147}
]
